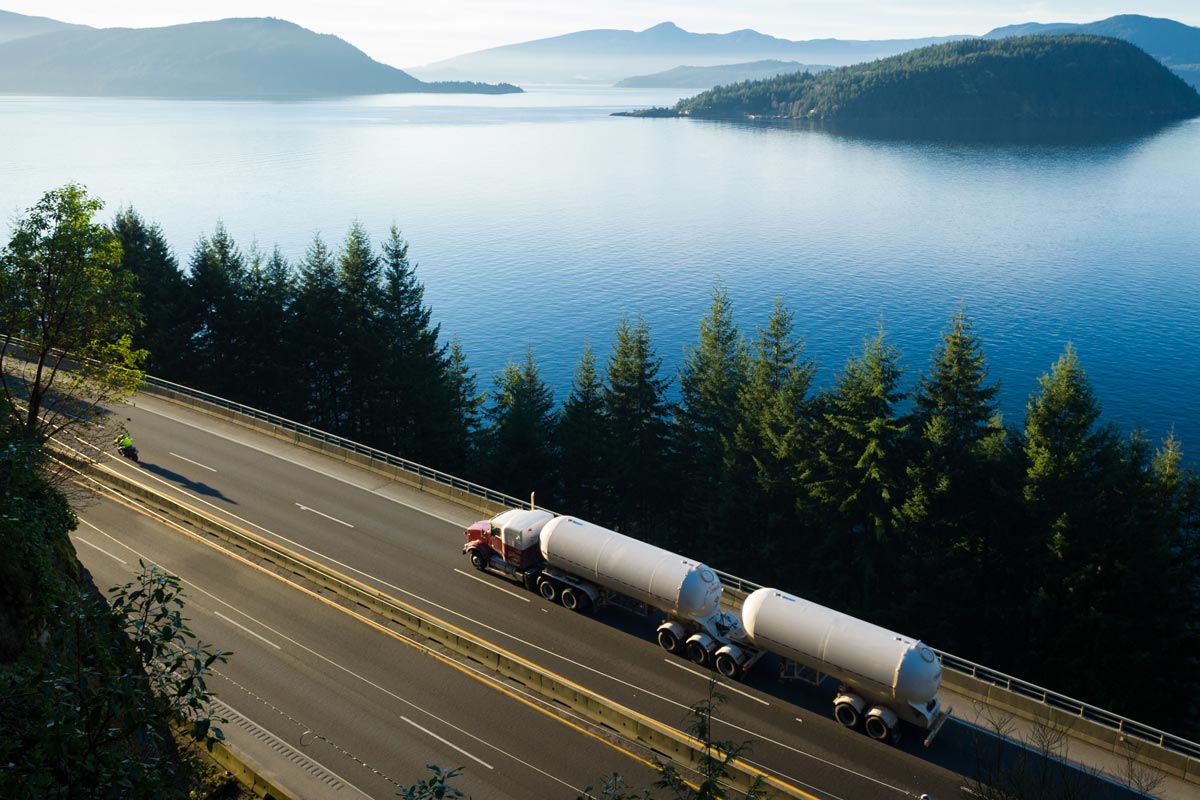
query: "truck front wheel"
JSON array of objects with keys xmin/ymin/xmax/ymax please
[{"xmin": 469, "ymin": 550, "xmax": 488, "ymax": 571}]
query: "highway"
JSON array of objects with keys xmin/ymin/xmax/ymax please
[
  {"xmin": 74, "ymin": 488, "xmax": 666, "ymax": 799},
  {"xmin": 69, "ymin": 391, "xmax": 1161, "ymax": 799}
]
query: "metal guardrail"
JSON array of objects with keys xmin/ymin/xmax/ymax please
[
  {"xmin": 936, "ymin": 652, "xmax": 1200, "ymax": 761},
  {"xmin": 138, "ymin": 373, "xmax": 1200, "ymax": 767},
  {"xmin": 142, "ymin": 375, "xmax": 530, "ymax": 511}
]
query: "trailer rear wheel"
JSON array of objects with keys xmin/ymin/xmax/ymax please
[
  {"xmin": 865, "ymin": 714, "xmax": 892, "ymax": 741},
  {"xmin": 538, "ymin": 578, "xmax": 558, "ymax": 602},
  {"xmin": 715, "ymin": 652, "xmax": 739, "ymax": 678},
  {"xmin": 561, "ymin": 587, "xmax": 589, "ymax": 612},
  {"xmin": 469, "ymin": 550, "xmax": 488, "ymax": 571},
  {"xmin": 657, "ymin": 628, "xmax": 680, "ymax": 653},
  {"xmin": 686, "ymin": 640, "xmax": 709, "ymax": 666},
  {"xmin": 834, "ymin": 702, "xmax": 860, "ymax": 729}
]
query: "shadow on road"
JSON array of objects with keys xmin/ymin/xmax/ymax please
[{"xmin": 137, "ymin": 462, "xmax": 238, "ymax": 504}]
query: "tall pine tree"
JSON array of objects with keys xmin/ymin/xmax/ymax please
[
  {"xmin": 603, "ymin": 315, "xmax": 672, "ymax": 541},
  {"xmin": 675, "ymin": 284, "xmax": 749, "ymax": 560},
  {"xmin": 185, "ymin": 223, "xmax": 248, "ymax": 398},
  {"xmin": 803, "ymin": 325, "xmax": 908, "ymax": 614},
  {"xmin": 557, "ymin": 343, "xmax": 608, "ymax": 518},
  {"xmin": 732, "ymin": 298, "xmax": 816, "ymax": 581},
  {"xmin": 482, "ymin": 348, "xmax": 557, "ymax": 503},
  {"xmin": 292, "ymin": 235, "xmax": 346, "ymax": 431},
  {"xmin": 112, "ymin": 208, "xmax": 191, "ymax": 381}
]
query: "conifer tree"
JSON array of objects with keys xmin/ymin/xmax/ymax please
[
  {"xmin": 898, "ymin": 310, "xmax": 1013, "ymax": 648},
  {"xmin": 443, "ymin": 337, "xmax": 485, "ymax": 473},
  {"xmin": 676, "ymin": 285, "xmax": 749, "ymax": 558},
  {"xmin": 112, "ymin": 207, "xmax": 191, "ymax": 381},
  {"xmin": 240, "ymin": 245, "xmax": 297, "ymax": 415},
  {"xmin": 292, "ymin": 235, "xmax": 346, "ymax": 431},
  {"xmin": 803, "ymin": 325, "xmax": 907, "ymax": 613},
  {"xmin": 482, "ymin": 347, "xmax": 557, "ymax": 502},
  {"xmin": 557, "ymin": 343, "xmax": 608, "ymax": 518},
  {"xmin": 604, "ymin": 315, "xmax": 672, "ymax": 541},
  {"xmin": 737, "ymin": 304, "xmax": 814, "ymax": 498},
  {"xmin": 374, "ymin": 226, "xmax": 453, "ymax": 463},
  {"xmin": 185, "ymin": 223, "xmax": 248, "ymax": 398},
  {"xmin": 337, "ymin": 223, "xmax": 384, "ymax": 439}
]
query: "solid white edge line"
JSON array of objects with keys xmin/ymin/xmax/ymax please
[
  {"xmin": 214, "ymin": 611, "xmax": 282, "ymax": 649},
  {"xmin": 72, "ymin": 534, "xmax": 128, "ymax": 564},
  {"xmin": 169, "ymin": 451, "xmax": 218, "ymax": 472},
  {"xmin": 662, "ymin": 659, "xmax": 770, "ymax": 706},
  {"xmin": 402, "ymin": 716, "xmax": 494, "ymax": 770}
]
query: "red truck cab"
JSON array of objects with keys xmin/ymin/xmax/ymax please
[{"xmin": 463, "ymin": 509, "xmax": 554, "ymax": 576}]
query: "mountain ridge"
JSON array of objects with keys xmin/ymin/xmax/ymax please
[
  {"xmin": 407, "ymin": 21, "xmax": 969, "ymax": 84},
  {"xmin": 0, "ymin": 14, "xmax": 519, "ymax": 97}
]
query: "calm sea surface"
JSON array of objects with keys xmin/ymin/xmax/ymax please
[{"xmin": 3, "ymin": 87, "xmax": 1199, "ymax": 453}]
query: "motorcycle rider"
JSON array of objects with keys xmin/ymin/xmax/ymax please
[{"xmin": 114, "ymin": 430, "xmax": 135, "ymax": 458}]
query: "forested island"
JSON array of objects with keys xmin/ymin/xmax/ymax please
[
  {"xmin": 621, "ymin": 35, "xmax": 1200, "ymax": 124},
  {"xmin": 3, "ymin": 185, "xmax": 1199, "ymax": 795}
]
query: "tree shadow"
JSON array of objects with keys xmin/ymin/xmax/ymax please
[{"xmin": 137, "ymin": 462, "xmax": 238, "ymax": 504}]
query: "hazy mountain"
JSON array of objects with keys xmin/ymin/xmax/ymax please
[
  {"xmin": 407, "ymin": 21, "xmax": 968, "ymax": 84},
  {"xmin": 0, "ymin": 16, "xmax": 519, "ymax": 97},
  {"xmin": 985, "ymin": 14, "xmax": 1200, "ymax": 88},
  {"xmin": 614, "ymin": 60, "xmax": 832, "ymax": 89},
  {"xmin": 0, "ymin": 9, "xmax": 88, "ymax": 44},
  {"xmin": 626, "ymin": 35, "xmax": 1200, "ymax": 126}
]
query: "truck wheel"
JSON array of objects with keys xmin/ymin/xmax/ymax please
[
  {"xmin": 715, "ymin": 652, "xmax": 739, "ymax": 678},
  {"xmin": 561, "ymin": 587, "xmax": 581, "ymax": 610},
  {"xmin": 865, "ymin": 715, "xmax": 892, "ymax": 741},
  {"xmin": 657, "ymin": 628, "xmax": 680, "ymax": 653},
  {"xmin": 469, "ymin": 550, "xmax": 488, "ymax": 571},
  {"xmin": 538, "ymin": 578, "xmax": 558, "ymax": 602},
  {"xmin": 686, "ymin": 640, "xmax": 709, "ymax": 666},
  {"xmin": 834, "ymin": 702, "xmax": 860, "ymax": 729}
]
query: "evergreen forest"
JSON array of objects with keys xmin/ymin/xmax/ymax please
[
  {"xmin": 101, "ymin": 201, "xmax": 1200, "ymax": 741},
  {"xmin": 629, "ymin": 35, "xmax": 1200, "ymax": 124}
]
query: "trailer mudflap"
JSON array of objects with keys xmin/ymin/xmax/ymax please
[{"xmin": 923, "ymin": 706, "xmax": 951, "ymax": 747}]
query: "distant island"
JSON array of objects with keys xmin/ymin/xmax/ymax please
[
  {"xmin": 618, "ymin": 36, "xmax": 1200, "ymax": 125},
  {"xmin": 614, "ymin": 60, "xmax": 831, "ymax": 89},
  {"xmin": 408, "ymin": 21, "xmax": 967, "ymax": 85},
  {"xmin": 0, "ymin": 15, "xmax": 520, "ymax": 97}
]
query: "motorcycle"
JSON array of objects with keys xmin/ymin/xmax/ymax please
[{"xmin": 115, "ymin": 438, "xmax": 139, "ymax": 462}]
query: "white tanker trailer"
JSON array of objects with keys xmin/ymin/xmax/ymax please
[
  {"xmin": 462, "ymin": 511, "xmax": 948, "ymax": 745},
  {"xmin": 464, "ymin": 512, "xmax": 759, "ymax": 669},
  {"xmin": 739, "ymin": 588, "xmax": 949, "ymax": 744}
]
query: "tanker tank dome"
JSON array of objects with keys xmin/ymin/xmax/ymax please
[{"xmin": 676, "ymin": 564, "xmax": 722, "ymax": 620}]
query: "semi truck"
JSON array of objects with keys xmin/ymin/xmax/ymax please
[{"xmin": 463, "ymin": 509, "xmax": 949, "ymax": 745}]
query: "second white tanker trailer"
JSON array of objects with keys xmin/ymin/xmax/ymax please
[{"xmin": 463, "ymin": 509, "xmax": 949, "ymax": 744}]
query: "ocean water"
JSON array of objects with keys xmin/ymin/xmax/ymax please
[{"xmin": 2, "ymin": 87, "xmax": 1198, "ymax": 452}]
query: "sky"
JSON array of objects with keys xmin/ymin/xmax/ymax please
[{"xmin": 6, "ymin": 2, "xmax": 1200, "ymax": 68}]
